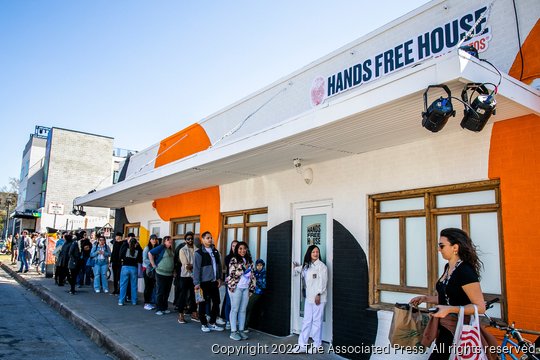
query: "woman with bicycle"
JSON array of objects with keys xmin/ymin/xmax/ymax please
[{"xmin": 410, "ymin": 228, "xmax": 495, "ymax": 360}]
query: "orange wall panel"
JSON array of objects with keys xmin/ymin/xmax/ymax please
[
  {"xmin": 488, "ymin": 114, "xmax": 540, "ymax": 333},
  {"xmin": 508, "ymin": 19, "xmax": 540, "ymax": 85},
  {"xmin": 154, "ymin": 187, "xmax": 221, "ymax": 245},
  {"xmin": 152, "ymin": 123, "xmax": 222, "ymax": 246},
  {"xmin": 154, "ymin": 123, "xmax": 211, "ymax": 168}
]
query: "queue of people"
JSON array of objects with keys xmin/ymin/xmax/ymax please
[{"xmin": 11, "ymin": 228, "xmax": 268, "ymax": 341}]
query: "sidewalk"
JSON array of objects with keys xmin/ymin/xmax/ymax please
[{"xmin": 0, "ymin": 260, "xmax": 340, "ymax": 360}]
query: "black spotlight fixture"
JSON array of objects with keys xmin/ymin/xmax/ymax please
[
  {"xmin": 460, "ymin": 83, "xmax": 496, "ymax": 132},
  {"xmin": 71, "ymin": 205, "xmax": 87, "ymax": 217},
  {"xmin": 422, "ymin": 84, "xmax": 456, "ymax": 132}
]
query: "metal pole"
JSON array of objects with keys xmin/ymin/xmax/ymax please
[{"xmin": 53, "ymin": 213, "xmax": 57, "ymax": 229}]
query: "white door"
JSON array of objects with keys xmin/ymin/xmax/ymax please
[{"xmin": 291, "ymin": 200, "xmax": 333, "ymax": 343}]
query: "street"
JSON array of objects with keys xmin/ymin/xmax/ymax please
[{"xmin": 0, "ymin": 267, "xmax": 115, "ymax": 360}]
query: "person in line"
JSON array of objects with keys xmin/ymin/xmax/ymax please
[
  {"xmin": 67, "ymin": 233, "xmax": 81, "ymax": 295},
  {"xmin": 142, "ymin": 234, "xmax": 158, "ymax": 310},
  {"xmin": 78, "ymin": 231, "xmax": 92, "ymax": 287},
  {"xmin": 54, "ymin": 232, "xmax": 69, "ymax": 286},
  {"xmin": 172, "ymin": 238, "xmax": 186, "ymax": 311},
  {"xmin": 246, "ymin": 258, "xmax": 266, "ymax": 329},
  {"xmin": 193, "ymin": 231, "xmax": 224, "ymax": 333},
  {"xmin": 10, "ymin": 234, "xmax": 18, "ymax": 265},
  {"xmin": 292, "ymin": 245, "xmax": 328, "ymax": 353},
  {"xmin": 227, "ymin": 241, "xmax": 256, "ymax": 341},
  {"xmin": 17, "ymin": 230, "xmax": 30, "ymax": 273},
  {"xmin": 148, "ymin": 235, "xmax": 175, "ymax": 315},
  {"xmin": 36, "ymin": 232, "xmax": 47, "ymax": 274},
  {"xmin": 91, "ymin": 235, "xmax": 111, "ymax": 293},
  {"xmin": 27, "ymin": 233, "xmax": 37, "ymax": 267},
  {"xmin": 110, "ymin": 232, "xmax": 126, "ymax": 295},
  {"xmin": 410, "ymin": 228, "xmax": 489, "ymax": 360},
  {"xmin": 177, "ymin": 232, "xmax": 199, "ymax": 324},
  {"xmin": 221, "ymin": 240, "xmax": 238, "ymax": 330},
  {"xmin": 118, "ymin": 236, "xmax": 142, "ymax": 306}
]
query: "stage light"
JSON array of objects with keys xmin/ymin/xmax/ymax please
[
  {"xmin": 460, "ymin": 83, "xmax": 496, "ymax": 132},
  {"xmin": 421, "ymin": 85, "xmax": 456, "ymax": 132}
]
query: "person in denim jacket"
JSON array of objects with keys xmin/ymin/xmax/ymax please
[{"xmin": 90, "ymin": 235, "xmax": 111, "ymax": 293}]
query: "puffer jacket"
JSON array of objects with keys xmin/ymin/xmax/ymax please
[{"xmin": 227, "ymin": 257, "xmax": 256, "ymax": 292}]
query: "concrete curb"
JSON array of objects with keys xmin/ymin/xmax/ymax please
[{"xmin": 0, "ymin": 262, "xmax": 142, "ymax": 360}]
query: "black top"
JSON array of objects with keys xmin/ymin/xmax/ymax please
[
  {"xmin": 119, "ymin": 242, "xmax": 142, "ymax": 267},
  {"xmin": 436, "ymin": 262, "xmax": 479, "ymax": 306},
  {"xmin": 80, "ymin": 239, "xmax": 92, "ymax": 258},
  {"xmin": 110, "ymin": 239, "xmax": 127, "ymax": 264}
]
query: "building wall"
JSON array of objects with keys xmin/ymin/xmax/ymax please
[
  {"xmin": 16, "ymin": 136, "xmax": 46, "ymax": 212},
  {"xmin": 41, "ymin": 128, "xmax": 113, "ymax": 230}
]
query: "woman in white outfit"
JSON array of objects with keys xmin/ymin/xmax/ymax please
[{"xmin": 293, "ymin": 245, "xmax": 328, "ymax": 353}]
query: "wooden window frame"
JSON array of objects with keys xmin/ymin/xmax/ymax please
[
  {"xmin": 123, "ymin": 222, "xmax": 140, "ymax": 239},
  {"xmin": 170, "ymin": 216, "xmax": 200, "ymax": 241},
  {"xmin": 368, "ymin": 180, "xmax": 506, "ymax": 318},
  {"xmin": 221, "ymin": 207, "xmax": 268, "ymax": 260}
]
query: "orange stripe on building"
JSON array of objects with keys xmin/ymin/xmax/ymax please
[
  {"xmin": 488, "ymin": 114, "xmax": 540, "ymax": 334},
  {"xmin": 508, "ymin": 19, "xmax": 540, "ymax": 85},
  {"xmin": 153, "ymin": 124, "xmax": 222, "ymax": 244}
]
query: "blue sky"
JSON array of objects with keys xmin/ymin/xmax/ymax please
[{"xmin": 0, "ymin": 0, "xmax": 430, "ymax": 189}]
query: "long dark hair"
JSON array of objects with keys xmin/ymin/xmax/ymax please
[
  {"xmin": 233, "ymin": 241, "xmax": 252, "ymax": 264},
  {"xmin": 228, "ymin": 240, "xmax": 239, "ymax": 257},
  {"xmin": 303, "ymin": 245, "xmax": 320, "ymax": 269},
  {"xmin": 440, "ymin": 228, "xmax": 483, "ymax": 278},
  {"xmin": 128, "ymin": 238, "xmax": 137, "ymax": 257}
]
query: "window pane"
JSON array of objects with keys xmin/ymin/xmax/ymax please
[
  {"xmin": 237, "ymin": 228, "xmax": 243, "ymax": 242},
  {"xmin": 259, "ymin": 226, "xmax": 267, "ymax": 263},
  {"xmin": 436, "ymin": 190, "xmax": 495, "ymax": 208},
  {"xmin": 380, "ymin": 291, "xmax": 424, "ymax": 305},
  {"xmin": 185, "ymin": 223, "xmax": 194, "ymax": 233},
  {"xmin": 380, "ymin": 197, "xmax": 424, "ymax": 212},
  {"xmin": 176, "ymin": 223, "xmax": 184, "ymax": 235},
  {"xmin": 469, "ymin": 212, "xmax": 501, "ymax": 294},
  {"xmin": 227, "ymin": 215, "xmax": 243, "ymax": 224},
  {"xmin": 380, "ymin": 219, "xmax": 400, "ymax": 285},
  {"xmin": 248, "ymin": 227, "xmax": 259, "ymax": 259},
  {"xmin": 195, "ymin": 222, "xmax": 200, "ymax": 234},
  {"xmin": 227, "ymin": 228, "xmax": 235, "ymax": 245},
  {"xmin": 151, "ymin": 227, "xmax": 160, "ymax": 238},
  {"xmin": 406, "ymin": 217, "xmax": 427, "ymax": 287},
  {"xmin": 436, "ymin": 215, "xmax": 462, "ymax": 276},
  {"xmin": 249, "ymin": 213, "xmax": 268, "ymax": 222}
]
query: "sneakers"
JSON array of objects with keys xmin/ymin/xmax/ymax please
[
  {"xmin": 216, "ymin": 317, "xmax": 226, "ymax": 325},
  {"xmin": 239, "ymin": 331, "xmax": 249, "ymax": 340},
  {"xmin": 143, "ymin": 304, "xmax": 154, "ymax": 310},
  {"xmin": 118, "ymin": 302, "xmax": 124, "ymax": 306},
  {"xmin": 95, "ymin": 290, "xmax": 101, "ymax": 293},
  {"xmin": 155, "ymin": 311, "xmax": 164, "ymax": 315},
  {"xmin": 103, "ymin": 289, "xmax": 109, "ymax": 293},
  {"xmin": 201, "ymin": 325, "xmax": 211, "ymax": 333},
  {"xmin": 225, "ymin": 321, "xmax": 231, "ymax": 330},
  {"xmin": 177, "ymin": 314, "xmax": 186, "ymax": 324},
  {"xmin": 163, "ymin": 310, "xmax": 171, "ymax": 314},
  {"xmin": 229, "ymin": 331, "xmax": 242, "ymax": 341},
  {"xmin": 208, "ymin": 324, "xmax": 224, "ymax": 332},
  {"xmin": 190, "ymin": 313, "xmax": 200, "ymax": 322}
]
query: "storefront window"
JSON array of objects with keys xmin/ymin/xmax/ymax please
[
  {"xmin": 171, "ymin": 216, "xmax": 200, "ymax": 248},
  {"xmin": 369, "ymin": 180, "xmax": 504, "ymax": 319},
  {"xmin": 222, "ymin": 208, "xmax": 268, "ymax": 262}
]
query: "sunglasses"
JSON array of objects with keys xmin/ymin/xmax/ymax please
[{"xmin": 186, "ymin": 237, "xmax": 193, "ymax": 241}]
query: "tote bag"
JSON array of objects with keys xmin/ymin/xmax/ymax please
[
  {"xmin": 450, "ymin": 305, "xmax": 488, "ymax": 360},
  {"xmin": 389, "ymin": 303, "xmax": 429, "ymax": 349}
]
